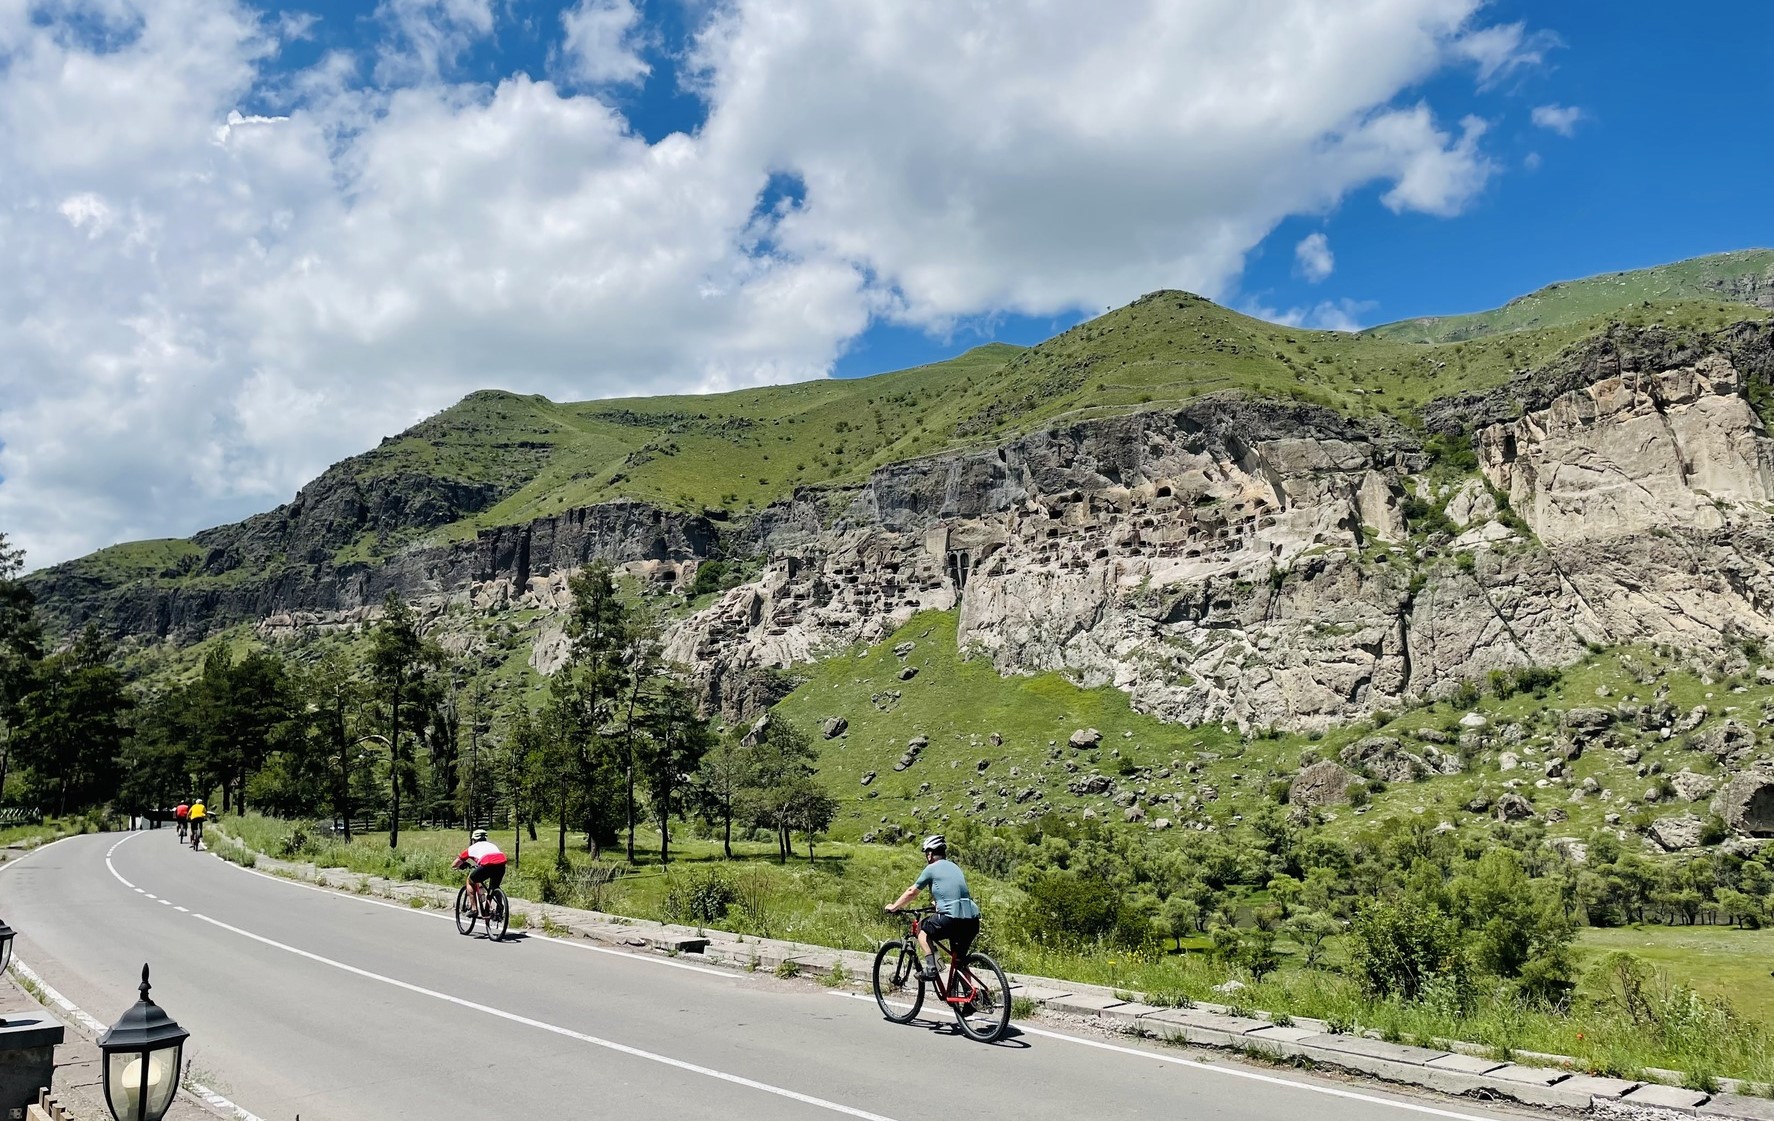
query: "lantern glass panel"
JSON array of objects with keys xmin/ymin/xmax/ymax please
[{"xmin": 106, "ymin": 1043, "xmax": 183, "ymax": 1121}]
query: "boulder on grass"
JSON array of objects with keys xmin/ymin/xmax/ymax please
[{"xmin": 1289, "ymin": 761, "xmax": 1358, "ymax": 808}]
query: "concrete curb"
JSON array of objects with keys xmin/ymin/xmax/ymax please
[{"xmin": 225, "ymin": 840, "xmax": 1774, "ymax": 1121}]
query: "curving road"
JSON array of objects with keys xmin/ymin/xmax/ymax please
[{"xmin": 2, "ymin": 831, "xmax": 1555, "ymax": 1121}]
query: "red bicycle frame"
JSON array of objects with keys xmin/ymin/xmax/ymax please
[{"xmin": 908, "ymin": 911, "xmax": 982, "ymax": 1006}]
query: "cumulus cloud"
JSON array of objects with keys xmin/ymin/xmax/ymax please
[
  {"xmin": 1531, "ymin": 104, "xmax": 1584, "ymax": 137},
  {"xmin": 559, "ymin": 0, "xmax": 650, "ymax": 85},
  {"xmin": 0, "ymin": 0, "xmax": 1535, "ymax": 567},
  {"xmin": 1295, "ymin": 233, "xmax": 1334, "ymax": 283}
]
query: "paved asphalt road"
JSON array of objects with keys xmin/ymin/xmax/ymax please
[{"xmin": 2, "ymin": 830, "xmax": 1557, "ymax": 1121}]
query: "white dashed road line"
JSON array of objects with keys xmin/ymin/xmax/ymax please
[
  {"xmin": 95, "ymin": 831, "xmax": 899, "ymax": 1121},
  {"xmin": 10, "ymin": 833, "xmax": 266, "ymax": 1121}
]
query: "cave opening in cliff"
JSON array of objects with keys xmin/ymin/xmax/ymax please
[{"xmin": 947, "ymin": 550, "xmax": 971, "ymax": 594}]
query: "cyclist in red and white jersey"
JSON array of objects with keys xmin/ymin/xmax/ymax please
[{"xmin": 452, "ymin": 830, "xmax": 507, "ymax": 916}]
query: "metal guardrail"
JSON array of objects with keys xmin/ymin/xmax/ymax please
[{"xmin": 0, "ymin": 807, "xmax": 42, "ymax": 827}]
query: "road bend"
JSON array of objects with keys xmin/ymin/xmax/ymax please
[{"xmin": 2, "ymin": 831, "xmax": 1554, "ymax": 1121}]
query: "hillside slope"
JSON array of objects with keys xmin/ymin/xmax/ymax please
[
  {"xmin": 33, "ymin": 282, "xmax": 1768, "ymax": 631},
  {"xmin": 1366, "ymin": 249, "xmax": 1774, "ymax": 343}
]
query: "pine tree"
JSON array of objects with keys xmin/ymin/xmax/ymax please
[{"xmin": 367, "ymin": 594, "xmax": 441, "ymax": 848}]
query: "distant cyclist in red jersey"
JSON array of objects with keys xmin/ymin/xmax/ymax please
[
  {"xmin": 174, "ymin": 801, "xmax": 190, "ymax": 843},
  {"xmin": 452, "ymin": 830, "xmax": 507, "ymax": 917}
]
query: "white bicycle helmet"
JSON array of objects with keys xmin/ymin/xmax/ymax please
[
  {"xmin": 471, "ymin": 829, "xmax": 489, "ymax": 842},
  {"xmin": 921, "ymin": 834, "xmax": 946, "ymax": 853}
]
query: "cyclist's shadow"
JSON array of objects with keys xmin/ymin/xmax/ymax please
[{"xmin": 910, "ymin": 1017, "xmax": 1031, "ymax": 1049}]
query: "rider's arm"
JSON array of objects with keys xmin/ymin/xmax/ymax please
[{"xmin": 886, "ymin": 884, "xmax": 921, "ymax": 913}]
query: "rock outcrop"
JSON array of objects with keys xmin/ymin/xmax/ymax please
[
  {"xmin": 30, "ymin": 326, "xmax": 1774, "ymax": 735},
  {"xmin": 1715, "ymin": 768, "xmax": 1774, "ymax": 837},
  {"xmin": 1289, "ymin": 761, "xmax": 1358, "ymax": 807}
]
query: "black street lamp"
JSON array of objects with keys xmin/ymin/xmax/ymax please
[{"xmin": 98, "ymin": 965, "xmax": 189, "ymax": 1121}]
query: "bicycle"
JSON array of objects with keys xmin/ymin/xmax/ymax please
[
  {"xmin": 189, "ymin": 820, "xmax": 204, "ymax": 851},
  {"xmin": 454, "ymin": 880, "xmax": 509, "ymax": 941},
  {"xmin": 176, "ymin": 819, "xmax": 187, "ymax": 845},
  {"xmin": 873, "ymin": 907, "xmax": 1011, "ymax": 1042}
]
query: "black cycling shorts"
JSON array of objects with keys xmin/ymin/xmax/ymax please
[
  {"xmin": 922, "ymin": 913, "xmax": 979, "ymax": 958},
  {"xmin": 469, "ymin": 862, "xmax": 506, "ymax": 890}
]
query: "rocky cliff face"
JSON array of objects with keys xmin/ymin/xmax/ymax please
[
  {"xmin": 31, "ymin": 328, "xmax": 1774, "ymax": 736},
  {"xmin": 668, "ymin": 347, "xmax": 1774, "ymax": 730}
]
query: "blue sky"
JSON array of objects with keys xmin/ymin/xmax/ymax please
[
  {"xmin": 5, "ymin": 0, "xmax": 1772, "ymax": 565},
  {"xmin": 260, "ymin": 0, "xmax": 1774, "ymax": 376}
]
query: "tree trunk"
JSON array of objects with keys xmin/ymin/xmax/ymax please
[
  {"xmin": 623, "ymin": 686, "xmax": 641, "ymax": 864},
  {"xmin": 557, "ymin": 778, "xmax": 567, "ymax": 863},
  {"xmin": 388, "ymin": 681, "xmax": 403, "ymax": 849},
  {"xmin": 722, "ymin": 804, "xmax": 733, "ymax": 859}
]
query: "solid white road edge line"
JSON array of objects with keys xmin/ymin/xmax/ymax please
[
  {"xmin": 207, "ymin": 843, "xmax": 740, "ymax": 979},
  {"xmin": 2, "ymin": 834, "xmax": 267, "ymax": 1121},
  {"xmin": 828, "ymin": 992, "xmax": 1514, "ymax": 1121},
  {"xmin": 184, "ymin": 907, "xmax": 903, "ymax": 1121},
  {"xmin": 8, "ymin": 959, "xmax": 107, "ymax": 1034}
]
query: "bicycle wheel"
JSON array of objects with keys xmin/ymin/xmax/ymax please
[
  {"xmin": 489, "ymin": 890, "xmax": 509, "ymax": 941},
  {"xmin": 871, "ymin": 940, "xmax": 925, "ymax": 1024},
  {"xmin": 953, "ymin": 952, "xmax": 1012, "ymax": 1042},
  {"xmin": 454, "ymin": 886, "xmax": 478, "ymax": 936}
]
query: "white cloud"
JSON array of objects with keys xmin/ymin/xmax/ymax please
[
  {"xmin": 1294, "ymin": 232, "xmax": 1334, "ymax": 283},
  {"xmin": 1245, "ymin": 298, "xmax": 1376, "ymax": 333},
  {"xmin": 373, "ymin": 0, "xmax": 496, "ymax": 84},
  {"xmin": 1453, "ymin": 21, "xmax": 1558, "ymax": 85},
  {"xmin": 559, "ymin": 0, "xmax": 650, "ymax": 86},
  {"xmin": 1378, "ymin": 112, "xmax": 1494, "ymax": 217},
  {"xmin": 0, "ymin": 0, "xmax": 1530, "ymax": 568},
  {"xmin": 1531, "ymin": 103, "xmax": 1584, "ymax": 137}
]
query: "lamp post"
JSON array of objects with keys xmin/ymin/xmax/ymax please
[{"xmin": 97, "ymin": 965, "xmax": 188, "ymax": 1121}]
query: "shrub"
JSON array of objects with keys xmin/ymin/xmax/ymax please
[
  {"xmin": 688, "ymin": 560, "xmax": 731, "ymax": 597},
  {"xmin": 278, "ymin": 823, "xmax": 312, "ymax": 858},
  {"xmin": 1239, "ymin": 930, "xmax": 1281, "ymax": 982},
  {"xmin": 1018, "ymin": 871, "xmax": 1148, "ymax": 947},
  {"xmin": 663, "ymin": 868, "xmax": 740, "ymax": 924},
  {"xmin": 1350, "ymin": 898, "xmax": 1467, "ymax": 1004}
]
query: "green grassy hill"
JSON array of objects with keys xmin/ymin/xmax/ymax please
[
  {"xmin": 329, "ymin": 288, "xmax": 1762, "ymax": 562},
  {"xmin": 30, "ymin": 251, "xmax": 1774, "ymax": 605},
  {"xmin": 1365, "ymin": 249, "xmax": 1774, "ymax": 343}
]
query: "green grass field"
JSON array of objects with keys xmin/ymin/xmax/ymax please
[{"xmin": 1579, "ymin": 926, "xmax": 1774, "ymax": 1027}]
